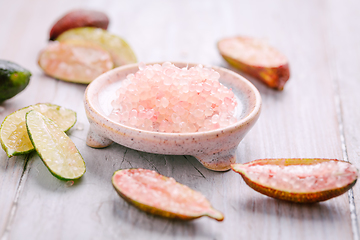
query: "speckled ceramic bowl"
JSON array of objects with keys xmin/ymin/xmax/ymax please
[{"xmin": 84, "ymin": 62, "xmax": 261, "ymax": 171}]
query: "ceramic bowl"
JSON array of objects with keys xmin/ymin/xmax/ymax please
[{"xmin": 84, "ymin": 62, "xmax": 261, "ymax": 171}]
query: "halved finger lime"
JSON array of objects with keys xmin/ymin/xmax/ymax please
[
  {"xmin": 26, "ymin": 110, "xmax": 85, "ymax": 180},
  {"xmin": 112, "ymin": 168, "xmax": 224, "ymax": 221},
  {"xmin": 218, "ymin": 36, "xmax": 290, "ymax": 90},
  {"xmin": 231, "ymin": 158, "xmax": 358, "ymax": 203},
  {"xmin": 0, "ymin": 103, "xmax": 76, "ymax": 157},
  {"xmin": 56, "ymin": 27, "xmax": 137, "ymax": 67},
  {"xmin": 38, "ymin": 40, "xmax": 114, "ymax": 84}
]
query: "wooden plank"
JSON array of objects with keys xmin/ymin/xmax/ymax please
[
  {"xmin": 0, "ymin": 0, "xmax": 88, "ymax": 237},
  {"xmin": 215, "ymin": 0, "xmax": 352, "ymax": 239},
  {"xmin": 0, "ymin": 0, "xmax": 356, "ymax": 239},
  {"xmin": 0, "ymin": 0, "xmax": 43, "ymax": 235},
  {"xmin": 326, "ymin": 0, "xmax": 360, "ymax": 237}
]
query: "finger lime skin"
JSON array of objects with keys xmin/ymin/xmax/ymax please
[
  {"xmin": 49, "ymin": 9, "xmax": 109, "ymax": 40},
  {"xmin": 220, "ymin": 55, "xmax": 290, "ymax": 90},
  {"xmin": 240, "ymin": 172, "xmax": 356, "ymax": 203},
  {"xmin": 0, "ymin": 60, "xmax": 31, "ymax": 102},
  {"xmin": 217, "ymin": 37, "xmax": 290, "ymax": 90}
]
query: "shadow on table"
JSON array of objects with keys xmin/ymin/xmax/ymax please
[
  {"xmin": 239, "ymin": 195, "xmax": 344, "ymax": 221},
  {"xmin": 110, "ymin": 196, "xmax": 218, "ymax": 239},
  {"xmin": 29, "ymin": 153, "xmax": 85, "ymax": 191}
]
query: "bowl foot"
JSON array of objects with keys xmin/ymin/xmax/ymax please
[
  {"xmin": 86, "ymin": 127, "xmax": 113, "ymax": 148},
  {"xmin": 194, "ymin": 148, "xmax": 237, "ymax": 171}
]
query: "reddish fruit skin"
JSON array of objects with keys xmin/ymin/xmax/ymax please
[
  {"xmin": 49, "ymin": 9, "xmax": 109, "ymax": 40},
  {"xmin": 221, "ymin": 55, "xmax": 290, "ymax": 90},
  {"xmin": 218, "ymin": 37, "xmax": 290, "ymax": 90},
  {"xmin": 231, "ymin": 158, "xmax": 358, "ymax": 203}
]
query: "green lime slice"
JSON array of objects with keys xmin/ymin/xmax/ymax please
[
  {"xmin": 26, "ymin": 110, "xmax": 85, "ymax": 180},
  {"xmin": 56, "ymin": 27, "xmax": 137, "ymax": 67},
  {"xmin": 0, "ymin": 103, "xmax": 76, "ymax": 157}
]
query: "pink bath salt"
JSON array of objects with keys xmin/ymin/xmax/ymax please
[{"xmin": 110, "ymin": 62, "xmax": 238, "ymax": 133}]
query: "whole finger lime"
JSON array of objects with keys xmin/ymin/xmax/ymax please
[{"xmin": 0, "ymin": 60, "xmax": 31, "ymax": 102}]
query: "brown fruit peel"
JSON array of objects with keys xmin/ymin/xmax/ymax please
[
  {"xmin": 231, "ymin": 158, "xmax": 358, "ymax": 203},
  {"xmin": 49, "ymin": 9, "xmax": 109, "ymax": 40}
]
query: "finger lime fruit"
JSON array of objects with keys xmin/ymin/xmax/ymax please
[
  {"xmin": 38, "ymin": 40, "xmax": 113, "ymax": 84},
  {"xmin": 0, "ymin": 103, "xmax": 76, "ymax": 157},
  {"xmin": 0, "ymin": 60, "xmax": 31, "ymax": 102},
  {"xmin": 56, "ymin": 27, "xmax": 137, "ymax": 67},
  {"xmin": 49, "ymin": 9, "xmax": 109, "ymax": 40},
  {"xmin": 112, "ymin": 168, "xmax": 224, "ymax": 221},
  {"xmin": 231, "ymin": 158, "xmax": 358, "ymax": 203},
  {"xmin": 26, "ymin": 110, "xmax": 85, "ymax": 180},
  {"xmin": 218, "ymin": 36, "xmax": 290, "ymax": 90}
]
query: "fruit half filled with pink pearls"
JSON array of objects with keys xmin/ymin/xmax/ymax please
[
  {"xmin": 231, "ymin": 158, "xmax": 358, "ymax": 203},
  {"xmin": 109, "ymin": 62, "xmax": 238, "ymax": 133}
]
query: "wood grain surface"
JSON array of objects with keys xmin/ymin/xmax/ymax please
[{"xmin": 0, "ymin": 0, "xmax": 359, "ymax": 239}]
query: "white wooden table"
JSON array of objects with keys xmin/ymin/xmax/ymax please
[{"xmin": 1, "ymin": 0, "xmax": 360, "ymax": 239}]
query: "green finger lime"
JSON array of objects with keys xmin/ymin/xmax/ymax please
[{"xmin": 0, "ymin": 60, "xmax": 31, "ymax": 102}]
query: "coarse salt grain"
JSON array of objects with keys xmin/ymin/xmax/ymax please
[{"xmin": 109, "ymin": 62, "xmax": 237, "ymax": 133}]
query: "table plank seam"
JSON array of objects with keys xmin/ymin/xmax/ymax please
[
  {"xmin": 330, "ymin": 47, "xmax": 360, "ymax": 240},
  {"xmin": 183, "ymin": 155, "xmax": 207, "ymax": 179},
  {"xmin": 1, "ymin": 155, "xmax": 31, "ymax": 240}
]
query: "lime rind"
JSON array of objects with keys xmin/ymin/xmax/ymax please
[
  {"xmin": 1, "ymin": 107, "xmax": 33, "ymax": 157},
  {"xmin": 0, "ymin": 103, "xmax": 76, "ymax": 157},
  {"xmin": 26, "ymin": 110, "xmax": 85, "ymax": 180}
]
